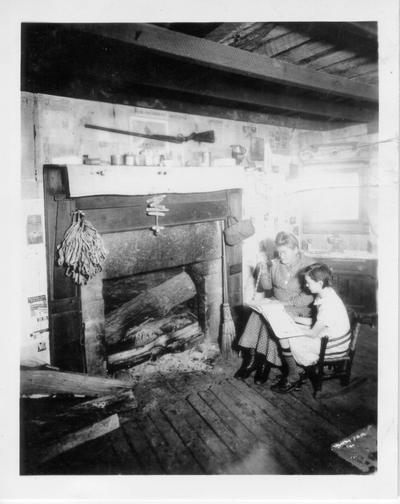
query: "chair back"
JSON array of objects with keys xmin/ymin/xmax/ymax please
[
  {"xmin": 348, "ymin": 310, "xmax": 361, "ymax": 353},
  {"xmin": 319, "ymin": 308, "xmax": 360, "ymax": 363},
  {"xmin": 312, "ymin": 308, "xmax": 361, "ymax": 397}
]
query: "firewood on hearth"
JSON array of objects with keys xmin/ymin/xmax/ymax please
[
  {"xmin": 107, "ymin": 322, "xmax": 203, "ymax": 369},
  {"xmin": 105, "ymin": 271, "xmax": 197, "ymax": 345},
  {"xmin": 114, "ymin": 311, "xmax": 197, "ymax": 351}
]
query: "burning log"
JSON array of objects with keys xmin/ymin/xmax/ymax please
[
  {"xmin": 107, "ymin": 321, "xmax": 203, "ymax": 369},
  {"xmin": 105, "ymin": 271, "xmax": 197, "ymax": 345}
]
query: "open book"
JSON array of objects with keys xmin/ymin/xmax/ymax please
[{"xmin": 245, "ymin": 299, "xmax": 306, "ymax": 339}]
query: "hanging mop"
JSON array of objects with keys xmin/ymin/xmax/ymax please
[{"xmin": 57, "ymin": 210, "xmax": 107, "ymax": 285}]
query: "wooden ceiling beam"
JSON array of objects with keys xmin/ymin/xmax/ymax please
[
  {"xmin": 343, "ymin": 62, "xmax": 378, "ymax": 79},
  {"xmin": 33, "ymin": 82, "xmax": 344, "ymax": 131},
  {"xmin": 109, "ymin": 62, "xmax": 376, "ymax": 123},
  {"xmin": 308, "ymin": 50, "xmax": 358, "ymax": 70},
  {"xmin": 282, "ymin": 40, "xmax": 335, "ymax": 64},
  {"xmin": 234, "ymin": 24, "xmax": 276, "ymax": 51},
  {"xmin": 256, "ymin": 32, "xmax": 312, "ymax": 58},
  {"xmin": 281, "ymin": 22, "xmax": 377, "ymax": 58},
  {"xmin": 256, "ymin": 24, "xmax": 293, "ymax": 42},
  {"xmin": 320, "ymin": 55, "xmax": 369, "ymax": 74},
  {"xmin": 205, "ymin": 22, "xmax": 260, "ymax": 44},
  {"xmin": 356, "ymin": 73, "xmax": 378, "ymax": 86},
  {"xmin": 71, "ymin": 23, "xmax": 378, "ymax": 103}
]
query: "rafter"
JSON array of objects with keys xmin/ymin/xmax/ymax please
[
  {"xmin": 307, "ymin": 50, "xmax": 358, "ymax": 71},
  {"xmin": 276, "ymin": 40, "xmax": 335, "ymax": 64},
  {"xmin": 205, "ymin": 23, "xmax": 259, "ymax": 44},
  {"xmin": 257, "ymin": 32, "xmax": 312, "ymax": 58}
]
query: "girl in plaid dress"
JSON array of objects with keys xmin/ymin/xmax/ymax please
[{"xmin": 235, "ymin": 231, "xmax": 313, "ymax": 384}]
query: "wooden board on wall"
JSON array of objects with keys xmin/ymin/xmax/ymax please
[
  {"xmin": 79, "ymin": 200, "xmax": 228, "ymax": 234},
  {"xmin": 224, "ymin": 189, "xmax": 243, "ymax": 320},
  {"xmin": 43, "ymin": 166, "xmax": 86, "ymax": 372},
  {"xmin": 101, "ymin": 222, "xmax": 222, "ymax": 279}
]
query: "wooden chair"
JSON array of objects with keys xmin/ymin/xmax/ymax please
[{"xmin": 310, "ymin": 311, "xmax": 361, "ymax": 398}]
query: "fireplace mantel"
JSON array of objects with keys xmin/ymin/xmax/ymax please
[{"xmin": 66, "ymin": 164, "xmax": 246, "ymax": 198}]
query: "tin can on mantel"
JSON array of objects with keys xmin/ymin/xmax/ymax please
[
  {"xmin": 124, "ymin": 153, "xmax": 135, "ymax": 166},
  {"xmin": 111, "ymin": 154, "xmax": 123, "ymax": 165}
]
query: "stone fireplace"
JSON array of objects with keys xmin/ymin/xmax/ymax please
[{"xmin": 43, "ymin": 165, "xmax": 243, "ymax": 375}]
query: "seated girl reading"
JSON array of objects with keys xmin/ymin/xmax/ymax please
[{"xmin": 271, "ymin": 262, "xmax": 351, "ymax": 394}]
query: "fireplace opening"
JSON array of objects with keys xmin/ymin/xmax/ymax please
[
  {"xmin": 103, "ymin": 265, "xmax": 209, "ymax": 371},
  {"xmin": 80, "ymin": 221, "xmax": 223, "ymax": 375}
]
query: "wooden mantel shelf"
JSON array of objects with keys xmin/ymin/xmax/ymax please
[{"xmin": 64, "ymin": 164, "xmax": 246, "ymax": 198}]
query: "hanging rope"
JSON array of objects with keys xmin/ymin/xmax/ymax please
[{"xmin": 57, "ymin": 210, "xmax": 107, "ymax": 285}]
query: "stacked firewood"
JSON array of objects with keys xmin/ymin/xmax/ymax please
[
  {"xmin": 107, "ymin": 312, "xmax": 203, "ymax": 370},
  {"xmin": 104, "ymin": 271, "xmax": 204, "ymax": 370}
]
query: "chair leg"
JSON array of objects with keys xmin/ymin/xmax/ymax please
[
  {"xmin": 340, "ymin": 361, "xmax": 352, "ymax": 386},
  {"xmin": 313, "ymin": 336, "xmax": 328, "ymax": 398},
  {"xmin": 313, "ymin": 378, "xmax": 322, "ymax": 398},
  {"xmin": 311, "ymin": 367, "xmax": 323, "ymax": 398}
]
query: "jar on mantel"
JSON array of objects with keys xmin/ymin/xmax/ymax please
[
  {"xmin": 124, "ymin": 153, "xmax": 135, "ymax": 166},
  {"xmin": 110, "ymin": 154, "xmax": 123, "ymax": 165},
  {"xmin": 135, "ymin": 153, "xmax": 145, "ymax": 166}
]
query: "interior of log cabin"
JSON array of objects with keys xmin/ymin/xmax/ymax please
[{"xmin": 19, "ymin": 20, "xmax": 391, "ymax": 481}]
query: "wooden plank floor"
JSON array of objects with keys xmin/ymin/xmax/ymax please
[{"xmin": 35, "ymin": 323, "xmax": 377, "ymax": 475}]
